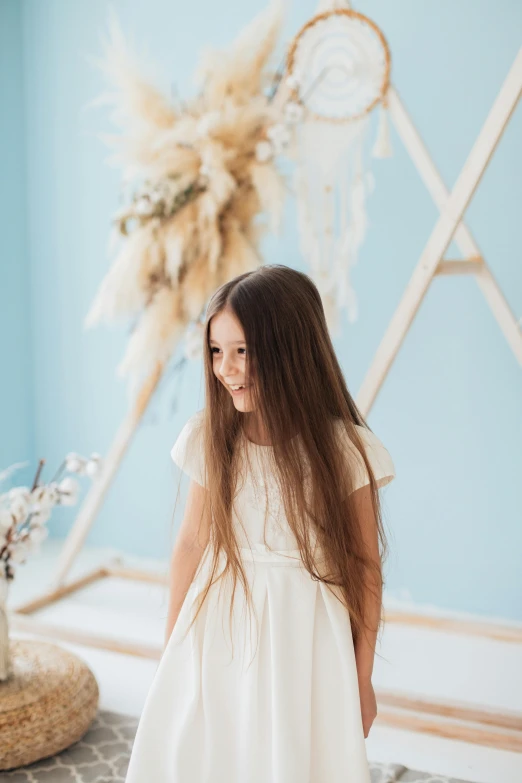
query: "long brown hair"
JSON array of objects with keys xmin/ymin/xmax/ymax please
[{"xmin": 180, "ymin": 264, "xmax": 389, "ymax": 656}]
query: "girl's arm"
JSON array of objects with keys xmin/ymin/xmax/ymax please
[
  {"xmin": 352, "ymin": 483, "xmax": 382, "ymax": 681},
  {"xmin": 352, "ymin": 483, "xmax": 382, "ymax": 738},
  {"xmin": 164, "ymin": 479, "xmax": 211, "ymax": 649}
]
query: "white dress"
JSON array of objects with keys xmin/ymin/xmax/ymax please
[{"xmin": 125, "ymin": 410, "xmax": 395, "ymax": 783}]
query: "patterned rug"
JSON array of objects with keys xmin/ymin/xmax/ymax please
[{"xmin": 0, "ymin": 710, "xmax": 476, "ymax": 783}]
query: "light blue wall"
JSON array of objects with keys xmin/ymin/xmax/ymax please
[
  {"xmin": 4, "ymin": 0, "xmax": 522, "ymax": 620},
  {"xmin": 0, "ymin": 0, "xmax": 33, "ymax": 478}
]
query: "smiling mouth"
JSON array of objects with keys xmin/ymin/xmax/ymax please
[{"xmin": 229, "ymin": 384, "xmax": 249, "ymax": 393}]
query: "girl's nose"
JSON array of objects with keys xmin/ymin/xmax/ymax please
[{"xmin": 219, "ymin": 353, "xmax": 236, "ymax": 378}]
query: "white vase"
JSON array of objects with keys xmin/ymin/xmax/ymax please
[{"xmin": 0, "ymin": 575, "xmax": 12, "ymax": 682}]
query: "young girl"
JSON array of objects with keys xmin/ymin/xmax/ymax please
[{"xmin": 125, "ymin": 264, "xmax": 395, "ymax": 783}]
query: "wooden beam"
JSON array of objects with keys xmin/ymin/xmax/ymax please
[
  {"xmin": 384, "ymin": 608, "xmax": 522, "ymax": 644},
  {"xmin": 376, "ymin": 707, "xmax": 522, "ymax": 753},
  {"xmin": 13, "ymin": 566, "xmax": 110, "ymax": 615},
  {"xmin": 9, "ymin": 614, "xmax": 162, "ymax": 660},
  {"xmin": 105, "ymin": 564, "xmax": 168, "ymax": 585},
  {"xmin": 357, "ymin": 48, "xmax": 522, "ymax": 415},
  {"xmin": 13, "ymin": 563, "xmax": 167, "ymax": 614},
  {"xmin": 435, "ymin": 258, "xmax": 484, "ymax": 275},
  {"xmin": 376, "ymin": 689, "xmax": 522, "ymax": 733},
  {"xmin": 386, "ymin": 72, "xmax": 522, "ymax": 369}
]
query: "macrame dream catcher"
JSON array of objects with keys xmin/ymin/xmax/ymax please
[{"xmin": 280, "ymin": 2, "xmax": 391, "ymax": 333}]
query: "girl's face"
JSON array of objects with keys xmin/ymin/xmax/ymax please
[{"xmin": 209, "ymin": 309, "xmax": 255, "ymax": 412}]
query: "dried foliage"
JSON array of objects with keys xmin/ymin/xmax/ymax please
[{"xmin": 86, "ymin": 3, "xmax": 286, "ymax": 388}]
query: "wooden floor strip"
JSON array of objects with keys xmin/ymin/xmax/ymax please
[
  {"xmin": 385, "ymin": 609, "xmax": 522, "ymax": 644},
  {"xmin": 376, "ymin": 707, "xmax": 522, "ymax": 753},
  {"xmin": 377, "ymin": 689, "xmax": 522, "ymax": 732},
  {"xmin": 9, "ymin": 614, "xmax": 162, "ymax": 660}
]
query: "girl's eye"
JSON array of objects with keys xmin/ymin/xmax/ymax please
[{"xmin": 210, "ymin": 347, "xmax": 246, "ymax": 355}]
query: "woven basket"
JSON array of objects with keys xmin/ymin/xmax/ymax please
[{"xmin": 0, "ymin": 639, "xmax": 99, "ymax": 771}]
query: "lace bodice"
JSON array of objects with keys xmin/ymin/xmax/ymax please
[{"xmin": 171, "ymin": 409, "xmax": 395, "ymax": 551}]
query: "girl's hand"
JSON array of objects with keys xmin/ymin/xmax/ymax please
[{"xmin": 358, "ymin": 676, "xmax": 377, "ymax": 738}]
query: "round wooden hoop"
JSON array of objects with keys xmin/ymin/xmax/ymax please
[{"xmin": 286, "ymin": 8, "xmax": 391, "ymax": 123}]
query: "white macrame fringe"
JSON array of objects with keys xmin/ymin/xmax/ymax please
[
  {"xmin": 294, "ymin": 116, "xmax": 371, "ymax": 330},
  {"xmin": 372, "ymin": 100, "xmax": 393, "ymax": 158}
]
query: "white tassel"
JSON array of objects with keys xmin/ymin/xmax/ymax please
[{"xmin": 372, "ymin": 100, "xmax": 393, "ymax": 159}]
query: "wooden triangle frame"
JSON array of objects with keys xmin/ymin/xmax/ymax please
[
  {"xmin": 10, "ymin": 47, "xmax": 522, "ymax": 753},
  {"xmin": 357, "ymin": 51, "xmax": 522, "ymax": 415}
]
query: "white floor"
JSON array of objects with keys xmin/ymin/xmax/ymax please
[{"xmin": 7, "ymin": 539, "xmax": 522, "ymax": 783}]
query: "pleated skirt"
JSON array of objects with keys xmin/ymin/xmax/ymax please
[{"xmin": 124, "ymin": 543, "xmax": 371, "ymax": 783}]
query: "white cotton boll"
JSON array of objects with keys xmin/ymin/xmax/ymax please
[
  {"xmin": 47, "ymin": 482, "xmax": 61, "ymax": 505},
  {"xmin": 255, "ymin": 140, "xmax": 273, "ymax": 163},
  {"xmin": 10, "ymin": 497, "xmax": 29, "ymax": 525},
  {"xmin": 9, "ymin": 543, "xmax": 29, "ymax": 564},
  {"xmin": 28, "ymin": 526, "xmax": 49, "ymax": 546},
  {"xmin": 85, "ymin": 458, "xmax": 101, "ymax": 479},
  {"xmin": 8, "ymin": 486, "xmax": 30, "ymax": 504},
  {"xmin": 23, "ymin": 537, "xmax": 36, "ymax": 554},
  {"xmin": 31, "ymin": 486, "xmax": 46, "ymax": 506},
  {"xmin": 0, "ymin": 510, "xmax": 13, "ymax": 535},
  {"xmin": 31, "ymin": 484, "xmax": 59, "ymax": 510},
  {"xmin": 30, "ymin": 508, "xmax": 51, "ymax": 527},
  {"xmin": 58, "ymin": 477, "xmax": 80, "ymax": 506},
  {"xmin": 65, "ymin": 453, "xmax": 85, "ymax": 474},
  {"xmin": 84, "ymin": 457, "xmax": 102, "ymax": 479}
]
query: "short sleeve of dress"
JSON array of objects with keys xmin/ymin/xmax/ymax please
[
  {"xmin": 170, "ymin": 409, "xmax": 206, "ymax": 487},
  {"xmin": 337, "ymin": 421, "xmax": 396, "ymax": 493}
]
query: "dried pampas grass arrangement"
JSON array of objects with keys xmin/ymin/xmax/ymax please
[{"xmin": 86, "ymin": 3, "xmax": 286, "ymax": 391}]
